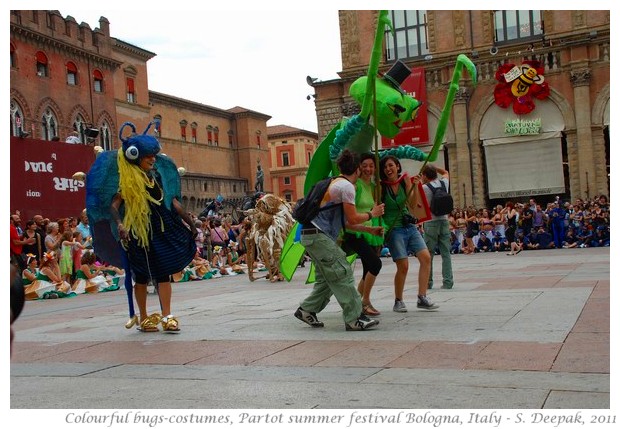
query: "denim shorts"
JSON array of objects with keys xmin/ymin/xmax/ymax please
[{"xmin": 386, "ymin": 224, "xmax": 428, "ymax": 260}]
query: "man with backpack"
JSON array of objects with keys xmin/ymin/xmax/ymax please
[
  {"xmin": 421, "ymin": 164, "xmax": 454, "ymax": 289},
  {"xmin": 293, "ymin": 149, "xmax": 385, "ymax": 331}
]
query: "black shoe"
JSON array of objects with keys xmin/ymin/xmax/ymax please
[
  {"xmin": 294, "ymin": 307, "xmax": 324, "ymax": 328},
  {"xmin": 345, "ymin": 314, "xmax": 379, "ymax": 331}
]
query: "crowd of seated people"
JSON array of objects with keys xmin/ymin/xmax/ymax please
[
  {"xmin": 11, "ymin": 208, "xmax": 267, "ymax": 299},
  {"xmin": 443, "ymin": 195, "xmax": 610, "ymax": 255}
]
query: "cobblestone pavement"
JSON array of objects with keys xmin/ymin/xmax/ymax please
[{"xmin": 10, "ymin": 247, "xmax": 610, "ymax": 410}]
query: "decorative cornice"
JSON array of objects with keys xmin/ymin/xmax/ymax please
[
  {"xmin": 10, "ymin": 23, "xmax": 122, "ymax": 69},
  {"xmin": 268, "ymin": 130, "xmax": 318, "ymax": 140},
  {"xmin": 570, "ymin": 68, "xmax": 592, "ymax": 87},
  {"xmin": 113, "ymin": 38, "xmax": 156, "ymax": 60},
  {"xmin": 149, "ymin": 91, "xmax": 234, "ymax": 120}
]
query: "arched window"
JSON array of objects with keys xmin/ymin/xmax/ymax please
[
  {"xmin": 40, "ymin": 108, "xmax": 58, "ymax": 141},
  {"xmin": 214, "ymin": 126, "xmax": 219, "ymax": 146},
  {"xmin": 10, "ymin": 100, "xmax": 26, "ymax": 137},
  {"xmin": 73, "ymin": 114, "xmax": 87, "ymax": 144},
  {"xmin": 99, "ymin": 121, "xmax": 112, "ymax": 151},
  {"xmin": 66, "ymin": 61, "xmax": 78, "ymax": 85},
  {"xmin": 93, "ymin": 69, "xmax": 104, "ymax": 93},
  {"xmin": 36, "ymin": 51, "xmax": 49, "ymax": 77}
]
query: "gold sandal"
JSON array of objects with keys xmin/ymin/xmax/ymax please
[
  {"xmin": 137, "ymin": 313, "xmax": 161, "ymax": 332},
  {"xmin": 161, "ymin": 314, "xmax": 180, "ymax": 333},
  {"xmin": 125, "ymin": 315, "xmax": 139, "ymax": 329}
]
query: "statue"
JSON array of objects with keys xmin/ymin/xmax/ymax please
[{"xmin": 254, "ymin": 162, "xmax": 264, "ymax": 192}]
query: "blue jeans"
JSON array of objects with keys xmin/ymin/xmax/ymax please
[{"xmin": 386, "ymin": 224, "xmax": 427, "ymax": 260}]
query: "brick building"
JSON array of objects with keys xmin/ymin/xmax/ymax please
[
  {"xmin": 10, "ymin": 10, "xmax": 273, "ymax": 215},
  {"xmin": 311, "ymin": 10, "xmax": 610, "ymax": 207}
]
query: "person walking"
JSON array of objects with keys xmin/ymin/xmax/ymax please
[
  {"xmin": 342, "ymin": 153, "xmax": 384, "ymax": 316},
  {"xmin": 108, "ymin": 123, "xmax": 197, "ymax": 333},
  {"xmin": 420, "ymin": 164, "xmax": 454, "ymax": 289},
  {"xmin": 379, "ymin": 155, "xmax": 439, "ymax": 312},
  {"xmin": 294, "ymin": 149, "xmax": 384, "ymax": 331}
]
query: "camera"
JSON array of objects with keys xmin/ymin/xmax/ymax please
[{"xmin": 402, "ymin": 213, "xmax": 417, "ymax": 225}]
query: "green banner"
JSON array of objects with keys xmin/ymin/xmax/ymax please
[{"xmin": 504, "ymin": 118, "xmax": 541, "ymax": 135}]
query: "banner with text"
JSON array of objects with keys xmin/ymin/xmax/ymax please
[{"xmin": 10, "ymin": 136, "xmax": 96, "ymax": 221}]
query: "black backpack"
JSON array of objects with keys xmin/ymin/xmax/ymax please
[
  {"xmin": 426, "ymin": 181, "xmax": 454, "ymax": 216},
  {"xmin": 293, "ymin": 177, "xmax": 342, "ymax": 225}
]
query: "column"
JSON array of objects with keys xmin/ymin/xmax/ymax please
[
  {"xmin": 453, "ymin": 88, "xmax": 473, "ymax": 208},
  {"xmin": 570, "ymin": 67, "xmax": 594, "ymax": 200}
]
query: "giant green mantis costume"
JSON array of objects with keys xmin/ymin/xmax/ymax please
[{"xmin": 281, "ymin": 10, "xmax": 476, "ymax": 281}]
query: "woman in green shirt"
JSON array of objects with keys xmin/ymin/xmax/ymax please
[{"xmin": 342, "ymin": 153, "xmax": 385, "ymax": 316}]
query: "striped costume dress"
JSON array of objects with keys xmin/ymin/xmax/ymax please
[{"xmin": 125, "ymin": 176, "xmax": 195, "ymax": 281}]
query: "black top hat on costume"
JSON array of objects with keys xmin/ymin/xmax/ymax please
[{"xmin": 382, "ymin": 60, "xmax": 412, "ymax": 92}]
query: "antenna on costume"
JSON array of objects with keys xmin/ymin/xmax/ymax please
[
  {"xmin": 143, "ymin": 120, "xmax": 159, "ymax": 136},
  {"xmin": 119, "ymin": 122, "xmax": 137, "ymax": 145}
]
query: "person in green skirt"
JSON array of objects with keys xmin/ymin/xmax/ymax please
[{"xmin": 342, "ymin": 153, "xmax": 384, "ymax": 316}]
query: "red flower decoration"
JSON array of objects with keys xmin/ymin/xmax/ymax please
[{"xmin": 493, "ymin": 60, "xmax": 549, "ymax": 114}]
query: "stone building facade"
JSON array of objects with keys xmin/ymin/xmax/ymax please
[{"xmin": 312, "ymin": 10, "xmax": 610, "ymax": 207}]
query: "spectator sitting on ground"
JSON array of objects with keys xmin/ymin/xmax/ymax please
[
  {"xmin": 524, "ymin": 229, "xmax": 540, "ymax": 250},
  {"xmin": 190, "ymin": 249, "xmax": 215, "ymax": 279},
  {"xmin": 476, "ymin": 232, "xmax": 492, "ymax": 252},
  {"xmin": 72, "ymin": 251, "xmax": 111, "ymax": 294},
  {"xmin": 492, "ymin": 231, "xmax": 508, "ymax": 252},
  {"xmin": 537, "ymin": 226, "xmax": 555, "ymax": 249},
  {"xmin": 100, "ymin": 262, "xmax": 125, "ymax": 289},
  {"xmin": 562, "ymin": 228, "xmax": 579, "ymax": 248},
  {"xmin": 22, "ymin": 254, "xmax": 39, "ymax": 286},
  {"xmin": 450, "ymin": 231, "xmax": 461, "ymax": 254},
  {"xmin": 575, "ymin": 223, "xmax": 594, "ymax": 248},
  {"xmin": 28, "ymin": 251, "xmax": 71, "ymax": 298},
  {"xmin": 590, "ymin": 225, "xmax": 610, "ymax": 248}
]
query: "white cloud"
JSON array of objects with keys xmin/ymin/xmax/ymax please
[{"xmin": 63, "ymin": 8, "xmax": 342, "ymax": 132}]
